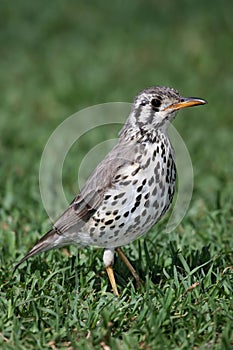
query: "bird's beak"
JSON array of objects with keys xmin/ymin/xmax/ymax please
[{"xmin": 164, "ymin": 97, "xmax": 207, "ymax": 111}]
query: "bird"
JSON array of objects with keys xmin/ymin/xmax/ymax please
[{"xmin": 14, "ymin": 86, "xmax": 207, "ymax": 296}]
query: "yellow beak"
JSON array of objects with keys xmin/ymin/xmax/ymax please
[{"xmin": 164, "ymin": 97, "xmax": 207, "ymax": 111}]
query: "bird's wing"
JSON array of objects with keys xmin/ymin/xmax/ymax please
[{"xmin": 54, "ymin": 140, "xmax": 137, "ymax": 233}]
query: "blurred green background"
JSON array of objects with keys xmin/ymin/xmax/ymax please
[{"xmin": 0, "ymin": 0, "xmax": 232, "ymax": 349}]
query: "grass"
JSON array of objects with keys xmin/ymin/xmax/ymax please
[{"xmin": 0, "ymin": 0, "xmax": 233, "ymax": 349}]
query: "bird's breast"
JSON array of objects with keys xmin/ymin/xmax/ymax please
[{"xmin": 84, "ymin": 139, "xmax": 176, "ymax": 248}]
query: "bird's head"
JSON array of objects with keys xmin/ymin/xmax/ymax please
[{"xmin": 129, "ymin": 86, "xmax": 207, "ymax": 132}]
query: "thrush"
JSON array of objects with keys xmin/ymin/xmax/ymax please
[{"xmin": 15, "ymin": 86, "xmax": 207, "ymax": 295}]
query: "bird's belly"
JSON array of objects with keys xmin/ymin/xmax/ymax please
[{"xmin": 83, "ymin": 149, "xmax": 176, "ymax": 248}]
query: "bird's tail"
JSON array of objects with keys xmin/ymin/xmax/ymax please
[{"xmin": 14, "ymin": 228, "xmax": 62, "ymax": 271}]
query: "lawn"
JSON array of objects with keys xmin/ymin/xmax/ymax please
[{"xmin": 0, "ymin": 1, "xmax": 232, "ymax": 349}]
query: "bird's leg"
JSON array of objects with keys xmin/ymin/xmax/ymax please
[
  {"xmin": 116, "ymin": 247, "xmax": 141, "ymax": 289},
  {"xmin": 103, "ymin": 249, "xmax": 119, "ymax": 296},
  {"xmin": 106, "ymin": 265, "xmax": 119, "ymax": 297}
]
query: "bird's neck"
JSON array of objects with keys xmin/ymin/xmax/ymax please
[{"xmin": 119, "ymin": 123, "xmax": 169, "ymax": 144}]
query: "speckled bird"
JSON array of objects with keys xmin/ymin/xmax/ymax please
[{"xmin": 15, "ymin": 86, "xmax": 207, "ymax": 295}]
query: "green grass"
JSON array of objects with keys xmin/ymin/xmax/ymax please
[{"xmin": 0, "ymin": 0, "xmax": 233, "ymax": 349}]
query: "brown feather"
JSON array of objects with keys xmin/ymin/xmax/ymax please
[
  {"xmin": 55, "ymin": 139, "xmax": 136, "ymax": 232},
  {"xmin": 13, "ymin": 228, "xmax": 59, "ymax": 271}
]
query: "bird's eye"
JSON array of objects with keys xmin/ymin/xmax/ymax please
[
  {"xmin": 140, "ymin": 100, "xmax": 148, "ymax": 106},
  {"xmin": 151, "ymin": 98, "xmax": 161, "ymax": 108}
]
